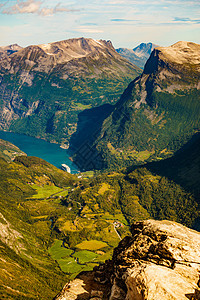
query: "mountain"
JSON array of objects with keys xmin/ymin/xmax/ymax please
[
  {"xmin": 132, "ymin": 42, "xmax": 158, "ymax": 57},
  {"xmin": 77, "ymin": 41, "xmax": 200, "ymax": 171},
  {"xmin": 116, "ymin": 42, "xmax": 158, "ymax": 68},
  {"xmin": 0, "ymin": 44, "xmax": 22, "ymax": 61},
  {"xmin": 0, "ymin": 37, "xmax": 141, "ymax": 145},
  {"xmin": 56, "ymin": 220, "xmax": 200, "ymax": 300}
]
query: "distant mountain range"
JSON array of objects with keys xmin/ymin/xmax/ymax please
[
  {"xmin": 73, "ymin": 41, "xmax": 200, "ymax": 171},
  {"xmin": 0, "ymin": 38, "xmax": 141, "ymax": 145},
  {"xmin": 116, "ymin": 42, "xmax": 158, "ymax": 68}
]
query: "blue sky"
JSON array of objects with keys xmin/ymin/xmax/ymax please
[{"xmin": 0, "ymin": 0, "xmax": 199, "ymax": 48}]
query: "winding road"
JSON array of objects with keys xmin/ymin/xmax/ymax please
[{"xmin": 113, "ymin": 224, "xmax": 122, "ymax": 240}]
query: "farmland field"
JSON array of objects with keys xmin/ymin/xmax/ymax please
[
  {"xmin": 75, "ymin": 240, "xmax": 108, "ymax": 250},
  {"xmin": 30, "ymin": 184, "xmax": 69, "ymax": 199},
  {"xmin": 73, "ymin": 250, "xmax": 98, "ymax": 263}
]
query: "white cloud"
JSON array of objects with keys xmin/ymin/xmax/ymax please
[
  {"xmin": 108, "ymin": 0, "xmax": 127, "ymax": 3},
  {"xmin": 76, "ymin": 26, "xmax": 104, "ymax": 33},
  {"xmin": 1, "ymin": 0, "xmax": 79, "ymax": 16},
  {"xmin": 2, "ymin": 0, "xmax": 42, "ymax": 14},
  {"xmin": 39, "ymin": 7, "xmax": 54, "ymax": 16}
]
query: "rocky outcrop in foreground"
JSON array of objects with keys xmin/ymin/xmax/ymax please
[{"xmin": 55, "ymin": 220, "xmax": 200, "ymax": 300}]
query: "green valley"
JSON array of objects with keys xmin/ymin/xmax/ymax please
[
  {"xmin": 0, "ymin": 153, "xmax": 127, "ymax": 298},
  {"xmin": 0, "ymin": 127, "xmax": 199, "ymax": 298}
]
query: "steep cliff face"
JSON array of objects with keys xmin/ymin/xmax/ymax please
[
  {"xmin": 0, "ymin": 37, "xmax": 141, "ymax": 144},
  {"xmin": 82, "ymin": 41, "xmax": 200, "ymax": 170},
  {"xmin": 55, "ymin": 220, "xmax": 200, "ymax": 300},
  {"xmin": 143, "ymin": 41, "xmax": 200, "ymax": 92}
]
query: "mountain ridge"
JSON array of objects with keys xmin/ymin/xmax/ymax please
[
  {"xmin": 133, "ymin": 42, "xmax": 157, "ymax": 56},
  {"xmin": 0, "ymin": 37, "xmax": 141, "ymax": 145},
  {"xmin": 1, "ymin": 37, "xmax": 140, "ymax": 76}
]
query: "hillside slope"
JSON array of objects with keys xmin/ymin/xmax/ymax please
[
  {"xmin": 69, "ymin": 131, "xmax": 200, "ymax": 237},
  {"xmin": 0, "ymin": 138, "xmax": 25, "ymax": 161},
  {"xmin": 79, "ymin": 41, "xmax": 200, "ymax": 170},
  {"xmin": 0, "ymin": 38, "xmax": 141, "ymax": 145},
  {"xmin": 0, "ymin": 155, "xmax": 76, "ymax": 299}
]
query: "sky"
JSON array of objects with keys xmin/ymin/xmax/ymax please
[{"xmin": 0, "ymin": 0, "xmax": 199, "ymax": 49}]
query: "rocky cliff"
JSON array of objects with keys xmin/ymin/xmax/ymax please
[{"xmin": 55, "ymin": 220, "xmax": 200, "ymax": 300}]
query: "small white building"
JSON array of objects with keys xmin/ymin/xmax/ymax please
[{"xmin": 61, "ymin": 164, "xmax": 71, "ymax": 173}]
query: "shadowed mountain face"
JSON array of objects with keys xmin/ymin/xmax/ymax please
[
  {"xmin": 116, "ymin": 42, "xmax": 158, "ymax": 68},
  {"xmin": 75, "ymin": 41, "xmax": 200, "ymax": 171},
  {"xmin": 145, "ymin": 133, "xmax": 200, "ymax": 200},
  {"xmin": 0, "ymin": 37, "xmax": 141, "ymax": 145},
  {"xmin": 70, "ymin": 103, "xmax": 114, "ymax": 152}
]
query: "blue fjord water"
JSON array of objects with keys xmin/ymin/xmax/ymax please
[{"xmin": 0, "ymin": 131, "xmax": 79, "ymax": 173}]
